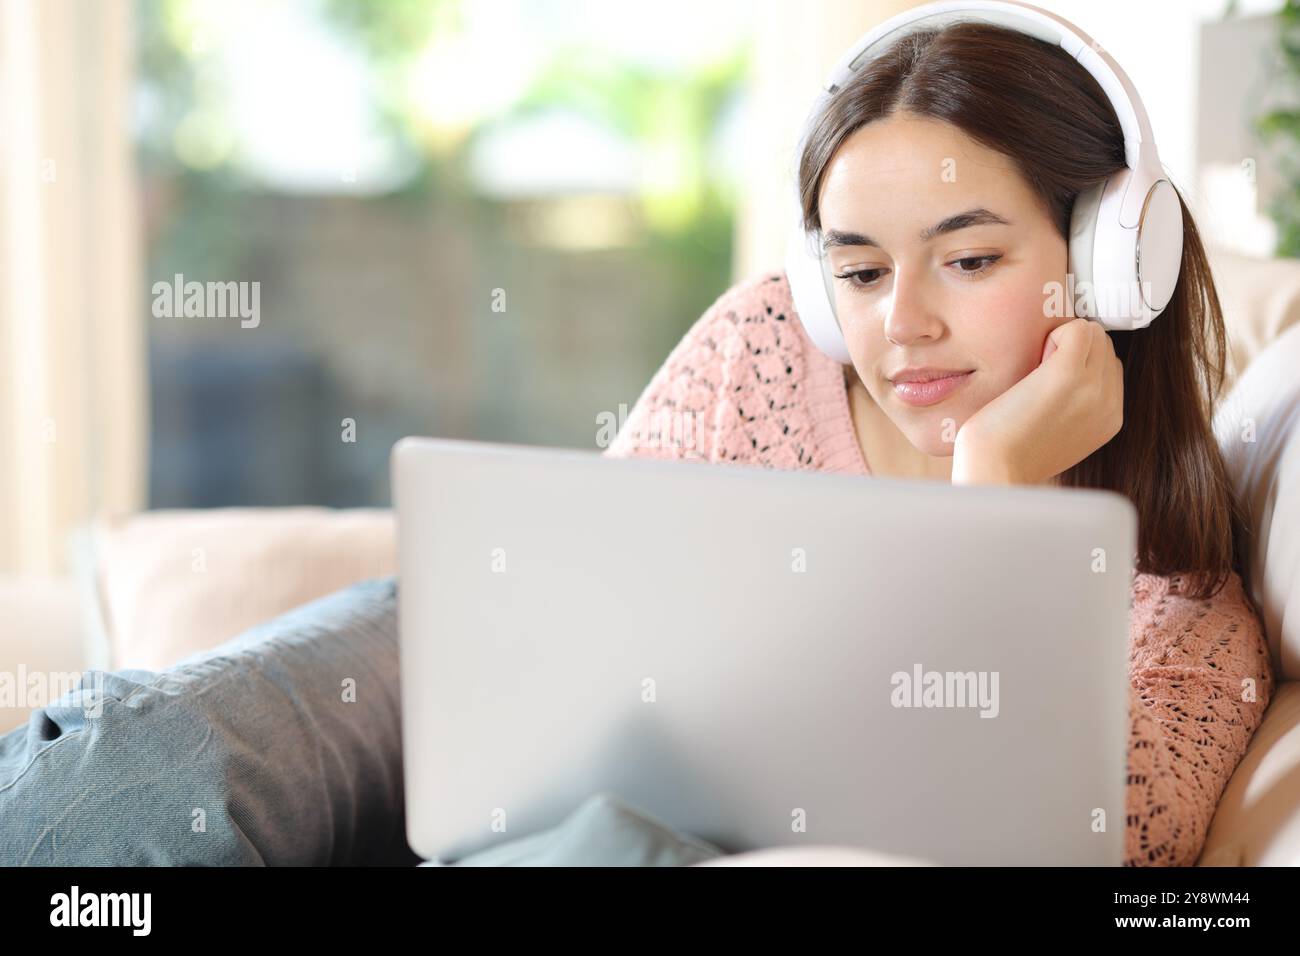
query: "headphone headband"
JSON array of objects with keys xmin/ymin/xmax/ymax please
[
  {"xmin": 823, "ymin": 1, "xmax": 1153, "ymax": 158},
  {"xmin": 800, "ymin": 0, "xmax": 1162, "ymax": 228}
]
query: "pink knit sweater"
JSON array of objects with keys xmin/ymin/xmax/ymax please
[{"xmin": 602, "ymin": 270, "xmax": 1276, "ymax": 867}]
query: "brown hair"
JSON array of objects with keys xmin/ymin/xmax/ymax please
[{"xmin": 797, "ymin": 22, "xmax": 1253, "ymax": 603}]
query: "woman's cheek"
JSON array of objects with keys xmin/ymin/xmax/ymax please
[{"xmin": 969, "ymin": 288, "xmax": 1054, "ymax": 378}]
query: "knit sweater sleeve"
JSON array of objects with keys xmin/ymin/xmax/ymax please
[
  {"xmin": 1123, "ymin": 571, "xmax": 1275, "ymax": 866},
  {"xmin": 600, "ymin": 271, "xmax": 864, "ymax": 471},
  {"xmin": 600, "ymin": 281, "xmax": 750, "ymax": 465}
]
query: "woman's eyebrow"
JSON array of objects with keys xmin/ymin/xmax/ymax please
[
  {"xmin": 919, "ymin": 207, "xmax": 1012, "ymax": 242},
  {"xmin": 822, "ymin": 207, "xmax": 1012, "ymax": 251}
]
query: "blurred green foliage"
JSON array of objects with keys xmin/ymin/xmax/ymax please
[
  {"xmin": 1256, "ymin": 0, "xmax": 1300, "ymax": 257},
  {"xmin": 136, "ymin": 0, "xmax": 747, "ymax": 334}
]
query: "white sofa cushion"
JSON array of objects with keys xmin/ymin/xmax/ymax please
[
  {"xmin": 1200, "ymin": 682, "xmax": 1300, "ymax": 866},
  {"xmin": 692, "ymin": 846, "xmax": 935, "ymax": 866},
  {"xmin": 1212, "ymin": 322, "xmax": 1300, "ymax": 682},
  {"xmin": 93, "ymin": 507, "xmax": 395, "ymax": 671},
  {"xmin": 1202, "ymin": 322, "xmax": 1300, "ymax": 865}
]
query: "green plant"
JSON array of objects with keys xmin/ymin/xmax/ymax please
[{"xmin": 1254, "ymin": 0, "xmax": 1300, "ymax": 257}]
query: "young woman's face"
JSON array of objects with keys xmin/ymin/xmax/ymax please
[{"xmin": 818, "ymin": 111, "xmax": 1070, "ymax": 457}]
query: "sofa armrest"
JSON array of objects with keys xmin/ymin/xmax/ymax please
[{"xmin": 0, "ymin": 576, "xmax": 86, "ymax": 735}]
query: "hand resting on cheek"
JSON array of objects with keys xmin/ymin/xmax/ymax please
[{"xmin": 951, "ymin": 318, "xmax": 1124, "ymax": 486}]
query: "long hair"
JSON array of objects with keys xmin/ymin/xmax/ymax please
[{"xmin": 797, "ymin": 22, "xmax": 1251, "ymax": 602}]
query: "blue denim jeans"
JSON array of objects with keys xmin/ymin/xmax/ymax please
[{"xmin": 0, "ymin": 577, "xmax": 420, "ymax": 866}]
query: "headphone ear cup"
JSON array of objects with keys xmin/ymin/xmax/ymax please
[
  {"xmin": 1133, "ymin": 179, "xmax": 1184, "ymax": 319},
  {"xmin": 1067, "ymin": 180, "xmax": 1106, "ymax": 320},
  {"xmin": 785, "ymin": 224, "xmax": 853, "ymax": 364},
  {"xmin": 1069, "ymin": 173, "xmax": 1182, "ymax": 331}
]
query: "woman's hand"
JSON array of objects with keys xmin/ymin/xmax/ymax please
[{"xmin": 951, "ymin": 318, "xmax": 1124, "ymax": 486}]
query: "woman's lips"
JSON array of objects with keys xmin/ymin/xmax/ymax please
[{"xmin": 892, "ymin": 370, "xmax": 974, "ymax": 407}]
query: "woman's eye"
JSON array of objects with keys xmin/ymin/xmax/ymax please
[
  {"xmin": 833, "ymin": 268, "xmax": 888, "ymax": 291},
  {"xmin": 948, "ymin": 254, "xmax": 1002, "ymax": 278},
  {"xmin": 833, "ymin": 255, "xmax": 1002, "ymax": 293}
]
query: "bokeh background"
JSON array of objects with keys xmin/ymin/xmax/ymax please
[{"xmin": 136, "ymin": 0, "xmax": 748, "ymax": 508}]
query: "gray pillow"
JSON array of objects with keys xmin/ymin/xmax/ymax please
[{"xmin": 419, "ymin": 791, "xmax": 726, "ymax": 867}]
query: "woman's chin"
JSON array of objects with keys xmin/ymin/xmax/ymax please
[
  {"xmin": 891, "ymin": 425, "xmax": 956, "ymax": 459},
  {"xmin": 892, "ymin": 409, "xmax": 966, "ymax": 457},
  {"xmin": 915, "ymin": 439, "xmax": 958, "ymax": 459}
]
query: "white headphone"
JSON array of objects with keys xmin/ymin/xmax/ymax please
[{"xmin": 784, "ymin": 0, "xmax": 1185, "ymax": 365}]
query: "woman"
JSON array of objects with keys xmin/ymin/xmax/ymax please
[
  {"xmin": 605, "ymin": 22, "xmax": 1275, "ymax": 866},
  {"xmin": 0, "ymin": 21, "xmax": 1274, "ymax": 868}
]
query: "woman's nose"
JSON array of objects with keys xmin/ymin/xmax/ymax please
[{"xmin": 882, "ymin": 272, "xmax": 943, "ymax": 345}]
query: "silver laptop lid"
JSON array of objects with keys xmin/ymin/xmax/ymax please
[{"xmin": 393, "ymin": 436, "xmax": 1135, "ymax": 865}]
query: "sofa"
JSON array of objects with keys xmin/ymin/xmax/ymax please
[{"xmin": 2, "ymin": 246, "xmax": 1299, "ymax": 866}]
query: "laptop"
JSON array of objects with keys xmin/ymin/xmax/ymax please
[{"xmin": 391, "ymin": 436, "xmax": 1136, "ymax": 866}]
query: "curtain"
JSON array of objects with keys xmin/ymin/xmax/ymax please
[{"xmin": 0, "ymin": 0, "xmax": 145, "ymax": 574}]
